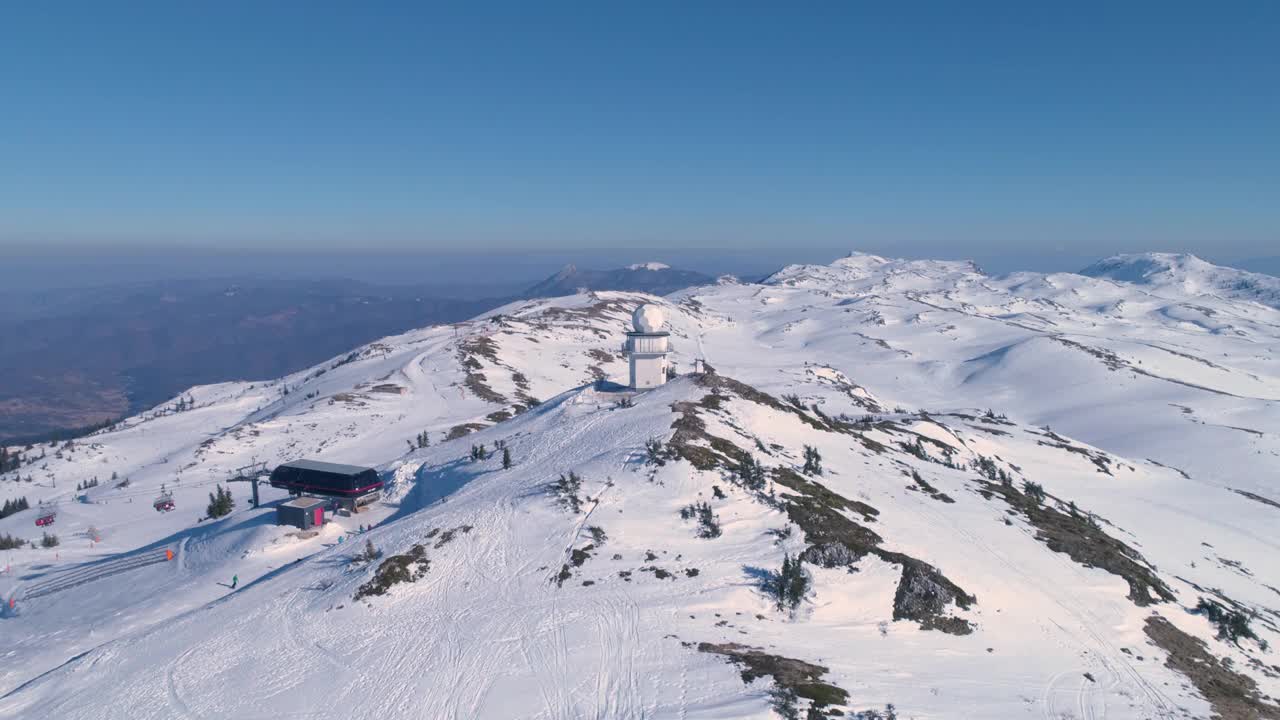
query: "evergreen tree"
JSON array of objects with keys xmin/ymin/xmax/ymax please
[
  {"xmin": 694, "ymin": 502, "xmax": 722, "ymax": 538},
  {"xmin": 644, "ymin": 438, "xmax": 668, "ymax": 467},
  {"xmin": 207, "ymin": 485, "xmax": 234, "ymax": 518},
  {"xmin": 1022, "ymin": 480, "xmax": 1046, "ymax": 505},
  {"xmin": 802, "ymin": 445, "xmax": 823, "ymax": 476},
  {"xmin": 737, "ymin": 455, "xmax": 767, "ymax": 491},
  {"xmin": 502, "ymin": 446, "xmax": 512, "ymax": 470}
]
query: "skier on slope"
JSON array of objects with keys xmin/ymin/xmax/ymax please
[{"xmin": 231, "ymin": 574, "xmax": 238, "ymax": 589}]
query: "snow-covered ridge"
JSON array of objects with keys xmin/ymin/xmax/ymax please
[
  {"xmin": 627, "ymin": 261, "xmax": 672, "ymax": 271},
  {"xmin": 1080, "ymin": 252, "xmax": 1280, "ymax": 309},
  {"xmin": 764, "ymin": 252, "xmax": 984, "ymax": 292}
]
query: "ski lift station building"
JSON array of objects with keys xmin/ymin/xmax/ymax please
[{"xmin": 269, "ymin": 459, "xmax": 383, "ymax": 513}]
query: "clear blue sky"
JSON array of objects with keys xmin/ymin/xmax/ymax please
[{"xmin": 1, "ymin": 1, "xmax": 1276, "ymax": 263}]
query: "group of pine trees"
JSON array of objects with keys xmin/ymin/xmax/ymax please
[
  {"xmin": 408, "ymin": 430, "xmax": 430, "ymax": 451},
  {"xmin": 0, "ymin": 446, "xmax": 24, "ymax": 474},
  {"xmin": 3, "ymin": 444, "xmax": 43, "ymax": 484},
  {"xmin": 0, "ymin": 496, "xmax": 30, "ymax": 519},
  {"xmin": 0, "ymin": 531, "xmax": 57, "ymax": 551},
  {"xmin": 729, "ymin": 445, "xmax": 818, "ymax": 496},
  {"xmin": 767, "ymin": 553, "xmax": 810, "ymax": 611},
  {"xmin": 974, "ymin": 455, "xmax": 1014, "ymax": 486},
  {"xmin": 644, "ymin": 437, "xmax": 671, "ymax": 467},
  {"xmin": 551, "ymin": 471, "xmax": 584, "ymax": 513},
  {"xmin": 469, "ymin": 441, "xmax": 513, "ymax": 469},
  {"xmin": 207, "ymin": 485, "xmax": 234, "ymax": 518},
  {"xmin": 678, "ymin": 501, "xmax": 722, "ymax": 538},
  {"xmin": 737, "ymin": 455, "xmax": 767, "ymax": 491},
  {"xmin": 75, "ymin": 477, "xmax": 101, "ymax": 492},
  {"xmin": 1022, "ymin": 480, "xmax": 1046, "ymax": 505},
  {"xmin": 802, "ymin": 445, "xmax": 823, "ymax": 476},
  {"xmin": 974, "ymin": 454, "xmax": 1047, "ymax": 505},
  {"xmin": 1195, "ymin": 598, "xmax": 1266, "ymax": 649},
  {"xmin": 901, "ymin": 437, "xmax": 931, "ymax": 461}
]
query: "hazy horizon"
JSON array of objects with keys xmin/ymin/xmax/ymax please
[{"xmin": 2, "ymin": 244, "xmax": 1277, "ymax": 297}]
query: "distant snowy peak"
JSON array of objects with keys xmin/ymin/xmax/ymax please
[
  {"xmin": 1080, "ymin": 253, "xmax": 1216, "ymax": 283},
  {"xmin": 626, "ymin": 262, "xmax": 671, "ymax": 271},
  {"xmin": 1080, "ymin": 253, "xmax": 1280, "ymax": 308}
]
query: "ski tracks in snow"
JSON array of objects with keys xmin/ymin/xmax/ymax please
[
  {"xmin": 588, "ymin": 586, "xmax": 643, "ymax": 719},
  {"xmin": 164, "ymin": 643, "xmax": 203, "ymax": 720},
  {"xmin": 904, "ymin": 492, "xmax": 1175, "ymax": 719},
  {"xmin": 283, "ymin": 588, "xmax": 347, "ymax": 672},
  {"xmin": 511, "ymin": 409, "xmax": 650, "ymax": 720},
  {"xmin": 1042, "ymin": 665, "xmax": 1105, "ymax": 720}
]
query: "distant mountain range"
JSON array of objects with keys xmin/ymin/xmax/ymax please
[{"xmin": 521, "ymin": 262, "xmax": 715, "ymax": 298}]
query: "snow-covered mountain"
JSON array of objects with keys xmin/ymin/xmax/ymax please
[
  {"xmin": 522, "ymin": 262, "xmax": 715, "ymax": 298},
  {"xmin": 1, "ymin": 253, "xmax": 1278, "ymax": 719},
  {"xmin": 1080, "ymin": 252, "xmax": 1280, "ymax": 309}
]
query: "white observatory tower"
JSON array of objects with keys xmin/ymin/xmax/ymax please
[{"xmin": 626, "ymin": 304, "xmax": 670, "ymax": 390}]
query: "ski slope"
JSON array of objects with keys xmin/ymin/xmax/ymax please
[{"xmin": 1, "ymin": 253, "xmax": 1277, "ymax": 719}]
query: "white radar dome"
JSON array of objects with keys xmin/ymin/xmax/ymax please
[{"xmin": 632, "ymin": 304, "xmax": 666, "ymax": 333}]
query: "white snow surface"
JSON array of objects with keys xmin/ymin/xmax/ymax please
[{"xmin": 1, "ymin": 253, "xmax": 1278, "ymax": 719}]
